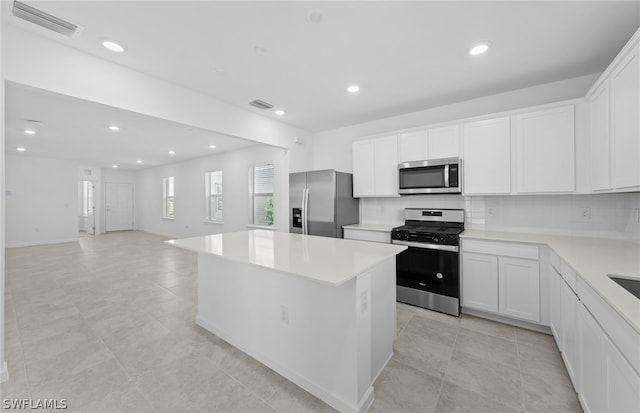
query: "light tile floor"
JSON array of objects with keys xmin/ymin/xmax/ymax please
[{"xmin": 1, "ymin": 231, "xmax": 582, "ymax": 412}]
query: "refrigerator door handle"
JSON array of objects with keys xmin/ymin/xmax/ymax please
[
  {"xmin": 303, "ymin": 188, "xmax": 310, "ymax": 235},
  {"xmin": 301, "ymin": 188, "xmax": 307, "ymax": 235}
]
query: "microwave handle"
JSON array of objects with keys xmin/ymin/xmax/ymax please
[{"xmin": 444, "ymin": 164, "xmax": 449, "ymax": 188}]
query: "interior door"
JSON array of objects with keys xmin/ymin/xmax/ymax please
[
  {"xmin": 83, "ymin": 181, "xmax": 96, "ymax": 235},
  {"xmin": 105, "ymin": 183, "xmax": 133, "ymax": 232},
  {"xmin": 306, "ymin": 170, "xmax": 336, "ymax": 237}
]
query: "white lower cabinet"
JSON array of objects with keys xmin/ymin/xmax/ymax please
[
  {"xmin": 578, "ymin": 302, "xmax": 640, "ymax": 413},
  {"xmin": 461, "ymin": 253, "xmax": 499, "ymax": 313},
  {"xmin": 578, "ymin": 302, "xmax": 608, "ymax": 413},
  {"xmin": 498, "ymin": 257, "xmax": 540, "ymax": 322},
  {"xmin": 461, "ymin": 240, "xmax": 540, "ymax": 322},
  {"xmin": 560, "ymin": 278, "xmax": 579, "ymax": 388},
  {"xmin": 549, "ymin": 266, "xmax": 562, "ymax": 342}
]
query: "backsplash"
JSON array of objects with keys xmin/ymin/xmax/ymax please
[{"xmin": 360, "ymin": 193, "xmax": 640, "ymax": 243}]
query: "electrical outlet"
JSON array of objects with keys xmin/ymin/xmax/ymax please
[
  {"xmin": 487, "ymin": 207, "xmax": 494, "ymax": 216},
  {"xmin": 280, "ymin": 305, "xmax": 289, "ymax": 325},
  {"xmin": 580, "ymin": 207, "xmax": 591, "ymax": 220},
  {"xmin": 360, "ymin": 290, "xmax": 369, "ymax": 314}
]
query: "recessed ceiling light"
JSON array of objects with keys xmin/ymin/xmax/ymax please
[
  {"xmin": 347, "ymin": 85, "xmax": 360, "ymax": 93},
  {"xmin": 108, "ymin": 125, "xmax": 120, "ymax": 131},
  {"xmin": 307, "ymin": 9, "xmax": 325, "ymax": 24},
  {"xmin": 16, "ymin": 147, "xmax": 26, "ymax": 152},
  {"xmin": 275, "ymin": 110, "xmax": 285, "ymax": 116},
  {"xmin": 469, "ymin": 42, "xmax": 491, "ymax": 56},
  {"xmin": 102, "ymin": 41, "xmax": 125, "ymax": 53},
  {"xmin": 23, "ymin": 129, "xmax": 36, "ymax": 135},
  {"xmin": 112, "ymin": 164, "xmax": 118, "ymax": 168},
  {"xmin": 136, "ymin": 159, "xmax": 143, "ymax": 164},
  {"xmin": 169, "ymin": 150, "xmax": 176, "ymax": 155},
  {"xmin": 252, "ymin": 44, "xmax": 268, "ymax": 54},
  {"xmin": 209, "ymin": 144, "xmax": 216, "ymax": 149}
]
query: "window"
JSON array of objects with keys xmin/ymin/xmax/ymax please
[
  {"xmin": 205, "ymin": 171, "xmax": 223, "ymax": 222},
  {"xmin": 250, "ymin": 164, "xmax": 274, "ymax": 226},
  {"xmin": 163, "ymin": 177, "xmax": 175, "ymax": 219}
]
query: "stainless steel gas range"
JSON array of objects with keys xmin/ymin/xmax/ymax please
[{"xmin": 391, "ymin": 208, "xmax": 464, "ymax": 316}]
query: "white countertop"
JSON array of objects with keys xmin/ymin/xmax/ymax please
[
  {"xmin": 462, "ymin": 230, "xmax": 640, "ymax": 333},
  {"xmin": 166, "ymin": 230, "xmax": 407, "ymax": 287},
  {"xmin": 342, "ymin": 223, "xmax": 400, "ymax": 232}
]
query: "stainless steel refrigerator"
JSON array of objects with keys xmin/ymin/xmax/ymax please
[{"xmin": 289, "ymin": 170, "xmax": 359, "ymax": 238}]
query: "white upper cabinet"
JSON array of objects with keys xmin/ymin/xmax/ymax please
[
  {"xmin": 398, "ymin": 130, "xmax": 428, "ymax": 163},
  {"xmin": 398, "ymin": 125, "xmax": 460, "ymax": 163},
  {"xmin": 462, "ymin": 117, "xmax": 511, "ymax": 195},
  {"xmin": 352, "ymin": 136, "xmax": 399, "ymax": 197},
  {"xmin": 428, "ymin": 125, "xmax": 460, "ymax": 159},
  {"xmin": 611, "ymin": 44, "xmax": 640, "ymax": 190},
  {"xmin": 589, "ymin": 81, "xmax": 612, "ymax": 191},
  {"xmin": 512, "ymin": 105, "xmax": 575, "ymax": 193},
  {"xmin": 352, "ymin": 140, "xmax": 375, "ymax": 197}
]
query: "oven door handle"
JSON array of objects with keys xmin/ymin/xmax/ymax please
[{"xmin": 391, "ymin": 240, "xmax": 459, "ymax": 252}]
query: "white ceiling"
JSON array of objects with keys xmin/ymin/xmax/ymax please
[
  {"xmin": 3, "ymin": 1, "xmax": 639, "ymax": 133},
  {"xmin": 4, "ymin": 83, "xmax": 257, "ymax": 170}
]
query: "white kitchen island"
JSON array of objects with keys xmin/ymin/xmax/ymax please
[{"xmin": 166, "ymin": 230, "xmax": 406, "ymax": 413}]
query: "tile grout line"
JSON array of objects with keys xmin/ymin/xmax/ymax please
[
  {"xmin": 432, "ymin": 320, "xmax": 462, "ymax": 412},
  {"xmin": 68, "ymin": 258, "xmax": 160, "ymax": 413}
]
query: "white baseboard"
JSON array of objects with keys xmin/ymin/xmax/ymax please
[
  {"xmin": 196, "ymin": 315, "xmax": 369, "ymax": 413},
  {"xmin": 461, "ymin": 307, "xmax": 552, "ymax": 334},
  {"xmin": 1, "ymin": 362, "xmax": 8, "ymax": 383},
  {"xmin": 6, "ymin": 238, "xmax": 79, "ymax": 248}
]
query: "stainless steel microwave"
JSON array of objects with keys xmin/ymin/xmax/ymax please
[{"xmin": 398, "ymin": 157, "xmax": 462, "ymax": 194}]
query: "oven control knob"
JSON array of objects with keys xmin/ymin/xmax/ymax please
[{"xmin": 436, "ymin": 272, "xmax": 444, "ymax": 279}]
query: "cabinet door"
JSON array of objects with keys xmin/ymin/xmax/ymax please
[
  {"xmin": 462, "ymin": 253, "xmax": 498, "ymax": 312},
  {"xmin": 549, "ymin": 266, "xmax": 562, "ymax": 344},
  {"xmin": 498, "ymin": 257, "xmax": 540, "ymax": 322},
  {"xmin": 352, "ymin": 140, "xmax": 375, "ymax": 197},
  {"xmin": 374, "ymin": 136, "xmax": 399, "ymax": 196},
  {"xmin": 590, "ymin": 81, "xmax": 612, "ymax": 191},
  {"xmin": 561, "ymin": 279, "xmax": 579, "ymax": 388},
  {"xmin": 513, "ymin": 106, "xmax": 575, "ymax": 193},
  {"xmin": 462, "ymin": 117, "xmax": 511, "ymax": 195},
  {"xmin": 428, "ymin": 125, "xmax": 460, "ymax": 159},
  {"xmin": 578, "ymin": 302, "xmax": 607, "ymax": 413},
  {"xmin": 607, "ymin": 336, "xmax": 640, "ymax": 413},
  {"xmin": 611, "ymin": 46, "xmax": 640, "ymax": 189},
  {"xmin": 398, "ymin": 130, "xmax": 428, "ymax": 163}
]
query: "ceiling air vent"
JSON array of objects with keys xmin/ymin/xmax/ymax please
[
  {"xmin": 12, "ymin": 1, "xmax": 81, "ymax": 37},
  {"xmin": 249, "ymin": 99, "xmax": 274, "ymax": 110}
]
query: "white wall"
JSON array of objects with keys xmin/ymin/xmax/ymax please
[
  {"xmin": 5, "ymin": 155, "xmax": 78, "ymax": 247},
  {"xmin": 137, "ymin": 145, "xmax": 288, "ymax": 239},
  {"xmin": 624, "ymin": 193, "xmax": 640, "ymax": 243},
  {"xmin": 0, "ymin": 2, "xmax": 6, "ymax": 383},
  {"xmin": 312, "ymin": 74, "xmax": 599, "ymax": 173}
]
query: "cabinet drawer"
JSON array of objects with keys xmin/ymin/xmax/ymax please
[
  {"xmin": 343, "ymin": 228, "xmax": 390, "ymax": 244},
  {"xmin": 462, "ymin": 239, "xmax": 539, "ymax": 260}
]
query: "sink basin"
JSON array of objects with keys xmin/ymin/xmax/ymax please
[{"xmin": 608, "ymin": 276, "xmax": 640, "ymax": 300}]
